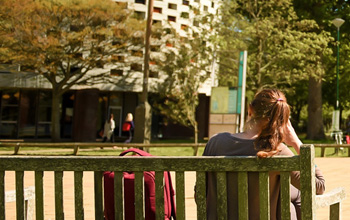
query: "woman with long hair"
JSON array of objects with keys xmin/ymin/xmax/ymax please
[{"xmin": 203, "ymin": 88, "xmax": 325, "ymax": 220}]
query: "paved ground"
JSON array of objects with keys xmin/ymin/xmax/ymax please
[{"xmin": 4, "ymin": 157, "xmax": 350, "ymax": 219}]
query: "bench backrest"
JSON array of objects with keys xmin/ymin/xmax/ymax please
[{"xmin": 0, "ymin": 145, "xmax": 315, "ymax": 220}]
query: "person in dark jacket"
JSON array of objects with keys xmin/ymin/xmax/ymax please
[{"xmin": 202, "ymin": 88, "xmax": 325, "ymax": 220}]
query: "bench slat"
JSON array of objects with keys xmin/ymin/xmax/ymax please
[
  {"xmin": 114, "ymin": 171, "xmax": 124, "ymax": 220},
  {"xmin": 74, "ymin": 171, "xmax": 84, "ymax": 219},
  {"xmin": 0, "ymin": 171, "xmax": 4, "ymax": 220},
  {"xmin": 259, "ymin": 172, "xmax": 269, "ymax": 220},
  {"xmin": 280, "ymin": 172, "xmax": 291, "ymax": 220},
  {"xmin": 54, "ymin": 171, "xmax": 64, "ymax": 220},
  {"xmin": 0, "ymin": 156, "xmax": 300, "ymax": 172},
  {"xmin": 175, "ymin": 171, "xmax": 185, "ymax": 220},
  {"xmin": 238, "ymin": 172, "xmax": 248, "ymax": 220},
  {"xmin": 35, "ymin": 171, "xmax": 44, "ymax": 220},
  {"xmin": 16, "ymin": 171, "xmax": 24, "ymax": 220},
  {"xmin": 216, "ymin": 171, "xmax": 227, "ymax": 220},
  {"xmin": 94, "ymin": 171, "xmax": 104, "ymax": 220},
  {"xmin": 300, "ymin": 145, "xmax": 316, "ymax": 220},
  {"xmin": 155, "ymin": 171, "xmax": 164, "ymax": 220},
  {"xmin": 330, "ymin": 203, "xmax": 341, "ymax": 220},
  {"xmin": 196, "ymin": 171, "xmax": 206, "ymax": 219},
  {"xmin": 135, "ymin": 171, "xmax": 144, "ymax": 220}
]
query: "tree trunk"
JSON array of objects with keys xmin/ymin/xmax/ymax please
[
  {"xmin": 307, "ymin": 76, "xmax": 325, "ymax": 140},
  {"xmin": 51, "ymin": 91, "xmax": 61, "ymax": 142},
  {"xmin": 194, "ymin": 121, "xmax": 198, "ymax": 145}
]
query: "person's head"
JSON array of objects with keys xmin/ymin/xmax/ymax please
[
  {"xmin": 248, "ymin": 88, "xmax": 290, "ymax": 158},
  {"xmin": 125, "ymin": 113, "xmax": 133, "ymax": 122},
  {"xmin": 109, "ymin": 113, "xmax": 114, "ymax": 120}
]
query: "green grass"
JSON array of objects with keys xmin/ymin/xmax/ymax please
[{"xmin": 0, "ymin": 137, "xmax": 347, "ymax": 157}]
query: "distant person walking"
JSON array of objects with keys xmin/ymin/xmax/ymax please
[
  {"xmin": 122, "ymin": 113, "xmax": 134, "ymax": 143},
  {"xmin": 102, "ymin": 114, "xmax": 115, "ymax": 143}
]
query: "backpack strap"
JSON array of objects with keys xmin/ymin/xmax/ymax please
[{"xmin": 119, "ymin": 148, "xmax": 153, "ymax": 157}]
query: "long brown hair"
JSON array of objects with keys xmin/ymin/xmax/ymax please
[{"xmin": 250, "ymin": 89, "xmax": 290, "ymax": 158}]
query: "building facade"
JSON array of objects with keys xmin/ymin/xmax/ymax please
[{"xmin": 0, "ymin": 0, "xmax": 218, "ymax": 141}]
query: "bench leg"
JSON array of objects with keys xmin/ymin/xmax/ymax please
[
  {"xmin": 321, "ymin": 148, "xmax": 325, "ymax": 157},
  {"xmin": 193, "ymin": 146, "xmax": 199, "ymax": 156},
  {"xmin": 14, "ymin": 143, "xmax": 20, "ymax": 155},
  {"xmin": 73, "ymin": 145, "xmax": 79, "ymax": 155},
  {"xmin": 330, "ymin": 202, "xmax": 341, "ymax": 220}
]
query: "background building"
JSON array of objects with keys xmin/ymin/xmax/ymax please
[{"xmin": 0, "ymin": 0, "xmax": 218, "ymax": 141}]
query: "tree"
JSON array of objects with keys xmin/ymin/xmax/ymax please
[
  {"xmin": 294, "ymin": 0, "xmax": 350, "ymax": 136},
  {"xmin": 152, "ymin": 15, "xmax": 215, "ymax": 144},
  {"xmin": 0, "ymin": 0, "xmax": 144, "ymax": 141},
  {"xmin": 211, "ymin": 0, "xmax": 332, "ymax": 140},
  {"xmin": 215, "ymin": 0, "xmax": 331, "ymax": 91}
]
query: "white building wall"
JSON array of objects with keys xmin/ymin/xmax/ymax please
[{"xmin": 0, "ymin": 0, "xmax": 219, "ymax": 95}]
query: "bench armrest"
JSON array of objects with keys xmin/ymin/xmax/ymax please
[{"xmin": 315, "ymin": 187, "xmax": 346, "ymax": 209}]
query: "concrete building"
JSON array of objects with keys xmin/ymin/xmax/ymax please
[{"xmin": 0, "ymin": 0, "xmax": 218, "ymax": 141}]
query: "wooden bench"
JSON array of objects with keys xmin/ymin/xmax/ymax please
[
  {"xmin": 4, "ymin": 186, "xmax": 35, "ymax": 220},
  {"xmin": 314, "ymin": 144, "xmax": 350, "ymax": 157},
  {"xmin": 0, "ymin": 142, "xmax": 206, "ymax": 156},
  {"xmin": 0, "ymin": 144, "xmax": 345, "ymax": 219}
]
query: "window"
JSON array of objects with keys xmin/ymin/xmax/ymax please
[
  {"xmin": 70, "ymin": 66, "xmax": 80, "ymax": 74},
  {"xmin": 204, "ymin": 5, "xmax": 208, "ymax": 11},
  {"xmin": 168, "ymin": 3, "xmax": 177, "ymax": 10},
  {"xmin": 20, "ymin": 64, "xmax": 35, "ymax": 72},
  {"xmin": 153, "ymin": 20, "xmax": 161, "ymax": 25},
  {"xmin": 135, "ymin": 0, "xmax": 145, "ymax": 4},
  {"xmin": 166, "ymin": 41, "xmax": 174, "ymax": 47},
  {"xmin": 112, "ymin": 39, "xmax": 122, "ymax": 46},
  {"xmin": 111, "ymin": 55, "xmax": 125, "ymax": 62},
  {"xmin": 154, "ymin": 7, "xmax": 162, "ymax": 13},
  {"xmin": 110, "ymin": 69, "xmax": 123, "ymax": 76},
  {"xmin": 150, "ymin": 45, "xmax": 160, "ymax": 52},
  {"xmin": 130, "ymin": 50, "xmax": 143, "ymax": 57},
  {"xmin": 180, "ymin": 12, "xmax": 189, "ymax": 18},
  {"xmin": 96, "ymin": 60, "xmax": 104, "ymax": 68},
  {"xmin": 181, "ymin": 24, "xmax": 188, "ymax": 30},
  {"xmin": 149, "ymin": 70, "xmax": 159, "ymax": 78},
  {"xmin": 182, "ymin": 0, "xmax": 189, "ymax": 6},
  {"xmin": 0, "ymin": 90, "xmax": 20, "ymax": 138},
  {"xmin": 70, "ymin": 24, "xmax": 84, "ymax": 32},
  {"xmin": 211, "ymin": 1, "xmax": 214, "ymax": 8},
  {"xmin": 37, "ymin": 90, "xmax": 52, "ymax": 138},
  {"xmin": 168, "ymin": 16, "xmax": 176, "ymax": 22},
  {"xmin": 134, "ymin": 11, "xmax": 146, "ymax": 20},
  {"xmin": 194, "ymin": 0, "xmax": 200, "ymax": 2},
  {"xmin": 130, "ymin": 63, "xmax": 143, "ymax": 71},
  {"xmin": 193, "ymin": 20, "xmax": 199, "ymax": 27}
]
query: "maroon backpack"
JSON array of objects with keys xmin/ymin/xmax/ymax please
[{"xmin": 104, "ymin": 148, "xmax": 176, "ymax": 220}]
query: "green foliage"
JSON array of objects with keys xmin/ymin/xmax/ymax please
[
  {"xmin": 152, "ymin": 11, "xmax": 215, "ymax": 143},
  {"xmin": 293, "ymin": 0, "xmax": 350, "ymax": 133},
  {"xmin": 0, "ymin": 0, "xmax": 145, "ymax": 140},
  {"xmin": 0, "ymin": 0, "xmax": 145, "ymax": 93},
  {"xmin": 214, "ymin": 0, "xmax": 332, "ymax": 93}
]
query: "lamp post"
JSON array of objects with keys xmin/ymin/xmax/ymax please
[
  {"xmin": 331, "ymin": 18, "xmax": 345, "ymax": 148},
  {"xmin": 332, "ymin": 18, "xmax": 345, "ymax": 110}
]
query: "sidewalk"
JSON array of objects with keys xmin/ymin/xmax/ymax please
[{"xmin": 4, "ymin": 157, "xmax": 349, "ymax": 219}]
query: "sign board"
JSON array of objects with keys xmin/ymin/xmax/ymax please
[{"xmin": 210, "ymin": 87, "xmax": 238, "ymax": 114}]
